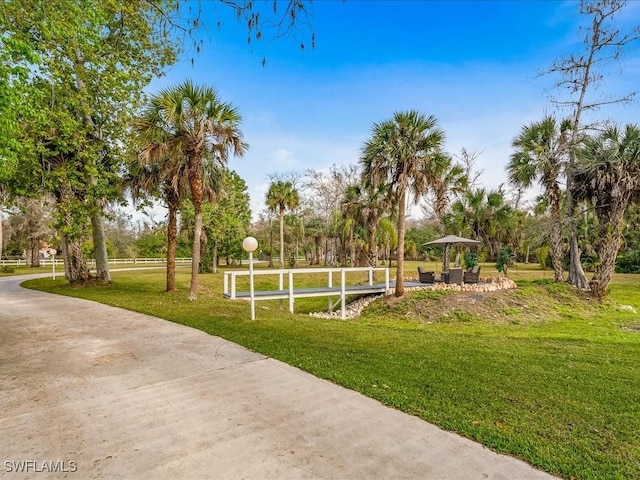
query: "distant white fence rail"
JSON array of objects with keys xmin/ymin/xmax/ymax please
[
  {"xmin": 0, "ymin": 257, "xmax": 192, "ymax": 267},
  {"xmin": 223, "ymin": 267, "xmax": 390, "ymax": 320}
]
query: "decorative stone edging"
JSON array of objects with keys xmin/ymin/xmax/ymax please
[
  {"xmin": 309, "ymin": 277, "xmax": 518, "ymax": 320},
  {"xmin": 309, "ymin": 294, "xmax": 383, "ymax": 319},
  {"xmin": 412, "ymin": 277, "xmax": 518, "ymax": 293}
]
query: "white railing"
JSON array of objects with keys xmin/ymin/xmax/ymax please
[
  {"xmin": 100, "ymin": 257, "xmax": 192, "ymax": 265},
  {"xmin": 0, "ymin": 257, "xmax": 192, "ymax": 267},
  {"xmin": 223, "ymin": 267, "xmax": 390, "ymax": 320}
]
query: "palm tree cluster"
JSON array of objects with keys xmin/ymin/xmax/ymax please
[
  {"xmin": 129, "ymin": 80, "xmax": 247, "ymax": 300},
  {"xmin": 360, "ymin": 111, "xmax": 447, "ymax": 296},
  {"xmin": 508, "ymin": 118, "xmax": 640, "ymax": 299},
  {"xmin": 508, "ymin": 117, "xmax": 569, "ymax": 283},
  {"xmin": 256, "ymin": 111, "xmax": 522, "ymax": 298},
  {"xmin": 252, "ymin": 109, "xmax": 640, "ymax": 301},
  {"xmin": 266, "ymin": 180, "xmax": 300, "ymax": 269}
]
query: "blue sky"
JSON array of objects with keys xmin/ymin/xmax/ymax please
[{"xmin": 148, "ymin": 0, "xmax": 640, "ymax": 220}]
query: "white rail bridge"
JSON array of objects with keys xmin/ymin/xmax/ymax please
[{"xmin": 223, "ymin": 267, "xmax": 390, "ymax": 320}]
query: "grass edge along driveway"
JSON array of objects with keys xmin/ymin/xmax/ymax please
[{"xmin": 23, "ymin": 268, "xmax": 640, "ymax": 480}]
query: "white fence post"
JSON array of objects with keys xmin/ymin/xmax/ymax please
[
  {"xmin": 288, "ymin": 270, "xmax": 294, "ymax": 313},
  {"xmin": 328, "ymin": 270, "xmax": 333, "ymax": 312},
  {"xmin": 341, "ymin": 268, "xmax": 346, "ymax": 320},
  {"xmin": 231, "ymin": 273, "xmax": 237, "ymax": 300},
  {"xmin": 385, "ymin": 268, "xmax": 390, "ymax": 295}
]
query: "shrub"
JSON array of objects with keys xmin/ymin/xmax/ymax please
[
  {"xmin": 463, "ymin": 252, "xmax": 478, "ymax": 269},
  {"xmin": 496, "ymin": 246, "xmax": 514, "ymax": 276},
  {"xmin": 536, "ymin": 246, "xmax": 550, "ymax": 269}
]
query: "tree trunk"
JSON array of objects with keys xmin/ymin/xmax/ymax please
[
  {"xmin": 435, "ymin": 189, "xmax": 447, "ymax": 234},
  {"xmin": 566, "ymin": 188, "xmax": 589, "ymax": 289},
  {"xmin": 590, "ymin": 232, "xmax": 622, "ymax": 300},
  {"xmin": 314, "ymin": 236, "xmax": 321, "ymax": 265},
  {"xmin": 165, "ymin": 202, "xmax": 178, "ymax": 292},
  {"xmin": 367, "ymin": 225, "xmax": 378, "ymax": 268},
  {"xmin": 395, "ymin": 189, "xmax": 406, "ymax": 297},
  {"xmin": 590, "ymin": 205, "xmax": 625, "ymax": 300},
  {"xmin": 549, "ymin": 193, "xmax": 564, "ymax": 282},
  {"xmin": 350, "ymin": 228, "xmax": 355, "ymax": 267},
  {"xmin": 188, "ymin": 154, "xmax": 204, "ymax": 301},
  {"xmin": 324, "ymin": 238, "xmax": 329, "ymax": 266},
  {"xmin": 55, "ymin": 184, "xmax": 90, "ymax": 283},
  {"xmin": 213, "ymin": 242, "xmax": 218, "ymax": 274},
  {"xmin": 562, "ymin": 9, "xmax": 599, "ymax": 291},
  {"xmin": 268, "ymin": 220, "xmax": 274, "ymax": 268},
  {"xmin": 73, "ymin": 46, "xmax": 111, "ymax": 283},
  {"xmin": 62, "ymin": 234, "xmax": 90, "ymax": 283},
  {"xmin": 69, "ymin": 238, "xmax": 90, "ymax": 283},
  {"xmin": 443, "ymin": 244, "xmax": 450, "ymax": 271},
  {"xmin": 0, "ymin": 204, "xmax": 4, "ymax": 259},
  {"xmin": 29, "ymin": 237, "xmax": 41, "ymax": 267},
  {"xmin": 550, "ymin": 221, "xmax": 564, "ymax": 282},
  {"xmin": 188, "ymin": 209, "xmax": 203, "ymax": 300},
  {"xmin": 279, "ymin": 209, "xmax": 285, "ymax": 268},
  {"xmin": 61, "ymin": 233, "xmax": 71, "ymax": 280},
  {"xmin": 90, "ymin": 210, "xmax": 111, "ymax": 281}
]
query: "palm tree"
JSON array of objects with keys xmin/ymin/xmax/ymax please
[
  {"xmin": 341, "ymin": 184, "xmax": 361, "ymax": 267},
  {"xmin": 446, "ymin": 188, "xmax": 514, "ymax": 260},
  {"xmin": 361, "ymin": 111, "xmax": 445, "ymax": 296},
  {"xmin": 266, "ymin": 180, "xmax": 300, "ymax": 268},
  {"xmin": 121, "ymin": 156, "xmax": 190, "ymax": 292},
  {"xmin": 341, "ymin": 183, "xmax": 388, "ymax": 268},
  {"xmin": 508, "ymin": 116, "xmax": 570, "ymax": 282},
  {"xmin": 285, "ymin": 212, "xmax": 305, "ymax": 268},
  {"xmin": 377, "ymin": 216, "xmax": 398, "ymax": 266},
  {"xmin": 573, "ymin": 124, "xmax": 640, "ymax": 299},
  {"xmin": 132, "ymin": 80, "xmax": 247, "ymax": 300},
  {"xmin": 430, "ymin": 154, "xmax": 468, "ymax": 230}
]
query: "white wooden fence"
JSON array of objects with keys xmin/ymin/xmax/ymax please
[{"xmin": 0, "ymin": 257, "xmax": 192, "ymax": 267}]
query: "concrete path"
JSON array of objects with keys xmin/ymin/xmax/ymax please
[{"xmin": 0, "ymin": 274, "xmax": 557, "ymax": 479}]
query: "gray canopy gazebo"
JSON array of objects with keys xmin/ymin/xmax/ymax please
[{"xmin": 423, "ymin": 235, "xmax": 481, "ymax": 272}]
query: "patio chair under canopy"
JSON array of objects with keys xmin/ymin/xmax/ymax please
[{"xmin": 422, "ymin": 235, "xmax": 481, "ymax": 272}]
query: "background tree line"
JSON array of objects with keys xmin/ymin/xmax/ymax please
[{"xmin": 1, "ymin": 0, "xmax": 639, "ymax": 300}]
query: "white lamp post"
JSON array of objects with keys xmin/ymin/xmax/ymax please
[
  {"xmin": 242, "ymin": 236, "xmax": 258, "ymax": 320},
  {"xmin": 52, "ymin": 253, "xmax": 56, "ymax": 280}
]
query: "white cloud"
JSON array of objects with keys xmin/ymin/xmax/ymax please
[{"xmin": 273, "ymin": 148, "xmax": 296, "ymax": 167}]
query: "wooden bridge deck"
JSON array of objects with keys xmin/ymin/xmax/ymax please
[{"xmin": 223, "ymin": 283, "xmax": 390, "ymax": 301}]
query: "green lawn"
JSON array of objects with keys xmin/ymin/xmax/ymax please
[
  {"xmin": 23, "ymin": 262, "xmax": 640, "ymax": 479},
  {"xmin": 0, "ymin": 265, "xmax": 51, "ymax": 276}
]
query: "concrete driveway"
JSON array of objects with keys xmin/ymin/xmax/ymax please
[{"xmin": 0, "ymin": 274, "xmax": 557, "ymax": 479}]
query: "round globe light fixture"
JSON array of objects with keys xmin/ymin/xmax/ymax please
[{"xmin": 242, "ymin": 236, "xmax": 258, "ymax": 253}]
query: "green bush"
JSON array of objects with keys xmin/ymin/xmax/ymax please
[
  {"xmin": 495, "ymin": 246, "xmax": 514, "ymax": 275},
  {"xmin": 536, "ymin": 246, "xmax": 550, "ymax": 269},
  {"xmin": 463, "ymin": 252, "xmax": 478, "ymax": 269},
  {"xmin": 616, "ymin": 249, "xmax": 640, "ymax": 273}
]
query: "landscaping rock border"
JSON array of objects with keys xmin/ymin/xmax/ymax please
[{"xmin": 309, "ymin": 277, "xmax": 518, "ymax": 320}]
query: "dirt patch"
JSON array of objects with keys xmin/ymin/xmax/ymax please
[
  {"xmin": 378, "ymin": 284, "xmax": 598, "ymax": 325},
  {"xmin": 414, "ymin": 290, "xmax": 534, "ymax": 324}
]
